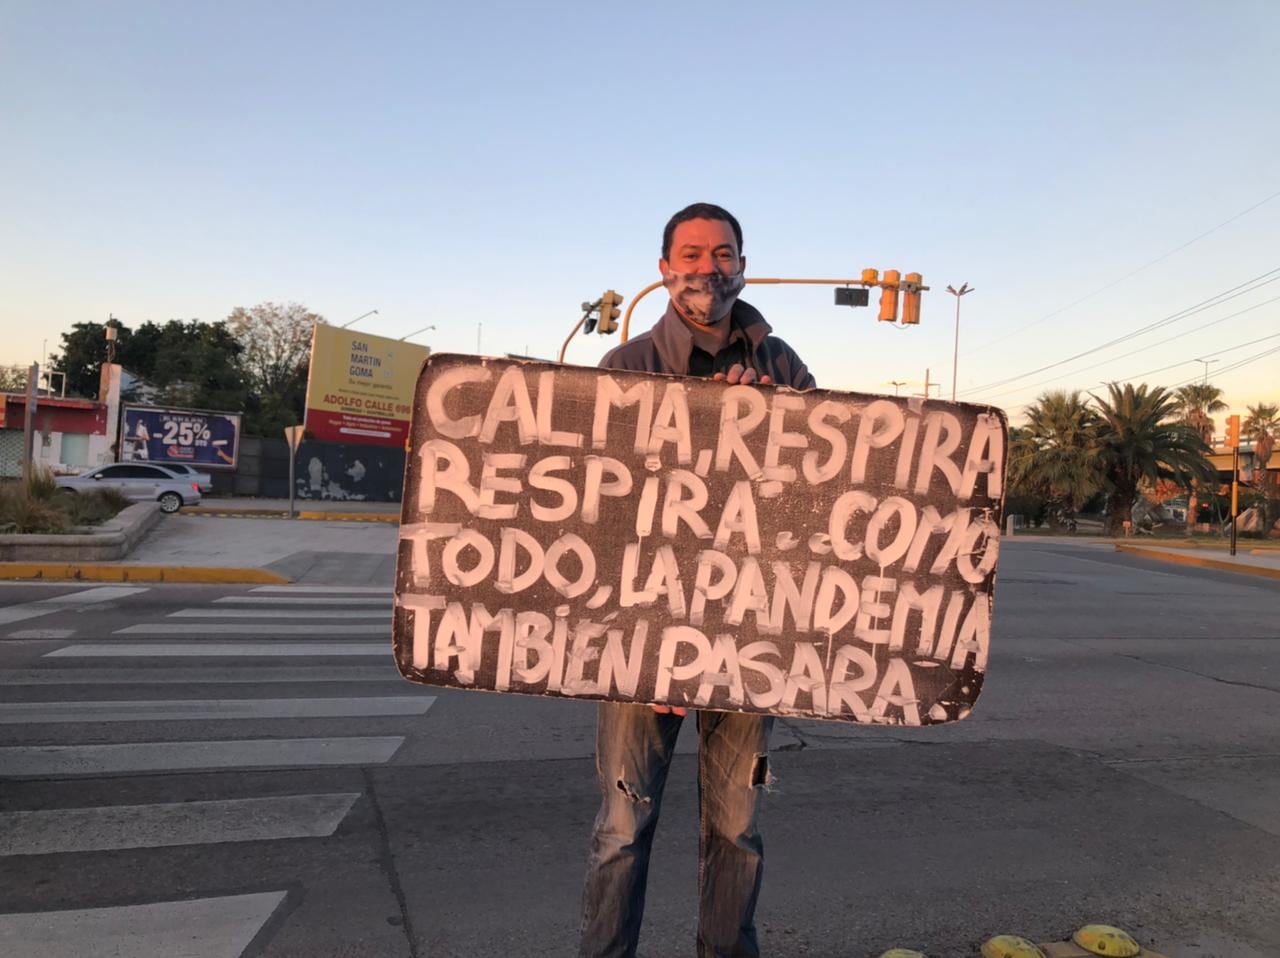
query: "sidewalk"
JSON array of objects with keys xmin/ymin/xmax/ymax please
[{"xmin": 1, "ymin": 514, "xmax": 399, "ymax": 586}]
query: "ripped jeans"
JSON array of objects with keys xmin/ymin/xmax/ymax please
[{"xmin": 578, "ymin": 703, "xmax": 773, "ymax": 958}]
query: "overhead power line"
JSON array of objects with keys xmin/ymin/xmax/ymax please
[
  {"xmin": 1163, "ymin": 343, "xmax": 1280, "ymax": 392},
  {"xmin": 976, "ymin": 297, "xmax": 1280, "ymax": 402},
  {"xmin": 959, "ymin": 267, "xmax": 1280, "ymax": 397},
  {"xmin": 1120, "ymin": 331, "xmax": 1280, "ymax": 383},
  {"xmin": 965, "ymin": 186, "xmax": 1280, "ymax": 353}
]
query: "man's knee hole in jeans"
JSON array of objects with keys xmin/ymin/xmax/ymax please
[
  {"xmin": 751, "ymin": 754, "xmax": 774, "ymax": 791},
  {"xmin": 616, "ymin": 773, "xmax": 652, "ymax": 805}
]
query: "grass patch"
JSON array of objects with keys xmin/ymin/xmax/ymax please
[{"xmin": 0, "ymin": 470, "xmax": 130, "ymax": 535}]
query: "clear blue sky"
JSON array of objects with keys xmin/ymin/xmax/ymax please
[{"xmin": 2, "ymin": 0, "xmax": 1277, "ymax": 421}]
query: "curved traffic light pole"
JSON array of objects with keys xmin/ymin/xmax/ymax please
[
  {"xmin": 560, "ymin": 274, "xmax": 927, "ymax": 362},
  {"xmin": 620, "ymin": 275, "xmax": 926, "ymax": 342}
]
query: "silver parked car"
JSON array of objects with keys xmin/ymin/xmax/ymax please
[
  {"xmin": 57, "ymin": 463, "xmax": 203, "ymax": 514},
  {"xmin": 151, "ymin": 462, "xmax": 213, "ymax": 493}
]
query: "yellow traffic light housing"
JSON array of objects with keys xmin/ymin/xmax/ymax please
[
  {"xmin": 901, "ymin": 272, "xmax": 923, "ymax": 325},
  {"xmin": 597, "ymin": 290, "xmax": 622, "ymax": 335},
  {"xmin": 878, "ymin": 269, "xmax": 901, "ymax": 323},
  {"xmin": 1225, "ymin": 414, "xmax": 1241, "ymax": 449}
]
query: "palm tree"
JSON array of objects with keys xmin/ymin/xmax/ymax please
[
  {"xmin": 1244, "ymin": 402, "xmax": 1278, "ymax": 533},
  {"xmin": 1174, "ymin": 383, "xmax": 1228, "ymax": 444},
  {"xmin": 1009, "ymin": 390, "xmax": 1103, "ymax": 529},
  {"xmin": 1092, "ymin": 383, "xmax": 1217, "ymax": 536},
  {"xmin": 1174, "ymin": 383, "xmax": 1228, "ymax": 530}
]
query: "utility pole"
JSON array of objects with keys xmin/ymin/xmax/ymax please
[
  {"xmin": 915, "ymin": 368, "xmax": 940, "ymax": 398},
  {"xmin": 21, "ymin": 363, "xmax": 38, "ymax": 486}
]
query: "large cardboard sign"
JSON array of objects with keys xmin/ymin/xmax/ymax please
[
  {"xmin": 120, "ymin": 405, "xmax": 241, "ymax": 469},
  {"xmin": 393, "ymin": 355, "xmax": 1007, "ymax": 726},
  {"xmin": 304, "ymin": 324, "xmax": 430, "ymax": 447}
]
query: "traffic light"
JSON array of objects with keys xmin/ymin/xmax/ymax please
[
  {"xmin": 1225, "ymin": 414, "xmax": 1241, "ymax": 449},
  {"xmin": 597, "ymin": 290, "xmax": 622, "ymax": 335},
  {"xmin": 878, "ymin": 269, "xmax": 900, "ymax": 323},
  {"xmin": 901, "ymin": 272, "xmax": 923, "ymax": 325}
]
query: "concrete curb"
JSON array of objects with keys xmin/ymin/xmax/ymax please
[
  {"xmin": 185, "ymin": 506, "xmax": 398, "ymax": 523},
  {"xmin": 297, "ymin": 511, "xmax": 398, "ymax": 523},
  {"xmin": 0, "ymin": 563, "xmax": 290, "ymax": 584},
  {"xmin": 0, "ymin": 502, "xmax": 162, "ymax": 562},
  {"xmin": 1114, "ymin": 544, "xmax": 1280, "ymax": 580}
]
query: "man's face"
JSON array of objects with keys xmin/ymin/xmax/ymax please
[{"xmin": 659, "ymin": 218, "xmax": 746, "ymax": 326}]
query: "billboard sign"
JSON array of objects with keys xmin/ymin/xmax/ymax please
[
  {"xmin": 304, "ymin": 324, "xmax": 430, "ymax": 447},
  {"xmin": 393, "ymin": 356, "xmax": 1008, "ymax": 727},
  {"xmin": 120, "ymin": 405, "xmax": 241, "ymax": 469}
]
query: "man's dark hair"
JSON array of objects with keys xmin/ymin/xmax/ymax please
[{"xmin": 662, "ymin": 203, "xmax": 743, "ymax": 260}]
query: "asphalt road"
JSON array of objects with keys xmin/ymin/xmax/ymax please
[{"xmin": 1, "ymin": 539, "xmax": 1278, "ymax": 958}]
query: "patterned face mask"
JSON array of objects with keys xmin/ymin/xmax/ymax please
[{"xmin": 663, "ymin": 268, "xmax": 746, "ymax": 325}]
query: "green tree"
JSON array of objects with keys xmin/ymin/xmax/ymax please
[
  {"xmin": 50, "ymin": 318, "xmax": 129, "ymax": 398},
  {"xmin": 1092, "ymin": 383, "xmax": 1217, "ymax": 536},
  {"xmin": 51, "ymin": 318, "xmax": 247, "ymax": 411},
  {"xmin": 1009, "ymin": 390, "xmax": 1103, "ymax": 529}
]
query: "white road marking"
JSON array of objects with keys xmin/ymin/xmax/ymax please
[
  {"xmin": 116, "ymin": 623, "xmax": 389, "ymax": 635},
  {"xmin": 0, "ymin": 586, "xmax": 148, "ymax": 626},
  {"xmin": 0, "ymin": 736, "xmax": 405, "ymax": 777},
  {"xmin": 5, "ymin": 628, "xmax": 75, "ymax": 639},
  {"xmin": 45, "ymin": 642, "xmax": 389, "ymax": 657},
  {"xmin": 0, "ymin": 666, "xmax": 401, "ymax": 684},
  {"xmin": 214, "ymin": 596, "xmax": 390, "ymax": 605},
  {"xmin": 0, "ymin": 695, "xmax": 433, "ymax": 724},
  {"xmin": 250, "ymin": 585, "xmax": 390, "ymax": 594},
  {"xmin": 169, "ymin": 608, "xmax": 390, "ymax": 619},
  {"xmin": 0, "ymin": 891, "xmax": 286, "ymax": 958},
  {"xmin": 0, "ymin": 793, "xmax": 360, "ymax": 856}
]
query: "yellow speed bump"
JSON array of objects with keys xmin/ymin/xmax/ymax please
[
  {"xmin": 982, "ymin": 935, "xmax": 1047, "ymax": 958},
  {"xmin": 1071, "ymin": 925, "xmax": 1141, "ymax": 956},
  {"xmin": 876, "ymin": 950, "xmax": 927, "ymax": 958}
]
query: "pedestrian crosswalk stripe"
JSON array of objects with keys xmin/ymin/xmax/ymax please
[
  {"xmin": 212, "ymin": 599, "xmax": 389, "ymax": 607},
  {"xmin": 169, "ymin": 608, "xmax": 391, "ymax": 619},
  {"xmin": 0, "ymin": 586, "xmax": 148, "ymax": 626},
  {"xmin": 0, "ymin": 695, "xmax": 433, "ymax": 724},
  {"xmin": 116, "ymin": 623, "xmax": 389, "ymax": 635},
  {"xmin": 45, "ymin": 642, "xmax": 388, "ymax": 657},
  {"xmin": 0, "ymin": 736, "xmax": 405, "ymax": 777},
  {"xmin": 5, "ymin": 628, "xmax": 75, "ymax": 639},
  {"xmin": 0, "ymin": 890, "xmax": 287, "ymax": 958},
  {"xmin": 251, "ymin": 585, "xmax": 390, "ymax": 594},
  {"xmin": 0, "ymin": 665, "xmax": 401, "ymax": 684},
  {"xmin": 0, "ymin": 793, "xmax": 360, "ymax": 856}
]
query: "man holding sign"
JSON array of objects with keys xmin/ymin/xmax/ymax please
[{"xmin": 578, "ymin": 204, "xmax": 814, "ymax": 958}]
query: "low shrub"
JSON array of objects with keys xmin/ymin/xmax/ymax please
[
  {"xmin": 58, "ymin": 489, "xmax": 117, "ymax": 526},
  {"xmin": 26, "ymin": 467, "xmax": 60, "ymax": 501},
  {"xmin": 0, "ymin": 485, "xmax": 71, "ymax": 534},
  {"xmin": 0, "ymin": 477, "xmax": 130, "ymax": 535}
]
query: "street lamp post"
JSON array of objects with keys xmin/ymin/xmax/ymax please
[
  {"xmin": 340, "ymin": 309, "xmax": 379, "ymax": 329},
  {"xmin": 945, "ymin": 283, "xmax": 973, "ymax": 402},
  {"xmin": 1193, "ymin": 357, "xmax": 1219, "ymax": 385},
  {"xmin": 399, "ymin": 325, "xmax": 436, "ymax": 341}
]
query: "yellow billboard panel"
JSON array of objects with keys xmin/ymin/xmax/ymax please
[{"xmin": 304, "ymin": 324, "xmax": 430, "ymax": 446}]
